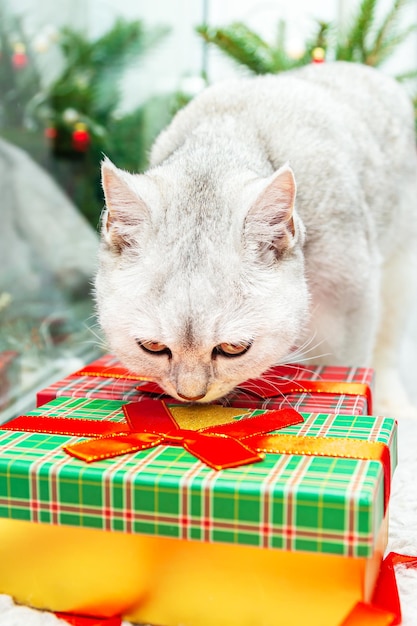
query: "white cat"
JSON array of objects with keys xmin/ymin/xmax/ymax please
[{"xmin": 96, "ymin": 61, "xmax": 417, "ymax": 416}]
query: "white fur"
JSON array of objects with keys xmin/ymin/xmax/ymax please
[{"xmin": 96, "ymin": 62, "xmax": 417, "ymax": 413}]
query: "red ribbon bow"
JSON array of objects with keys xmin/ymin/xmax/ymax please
[{"xmin": 7, "ymin": 400, "xmax": 304, "ymax": 470}]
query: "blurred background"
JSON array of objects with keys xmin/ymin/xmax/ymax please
[{"xmin": 0, "ymin": 0, "xmax": 416, "ymax": 419}]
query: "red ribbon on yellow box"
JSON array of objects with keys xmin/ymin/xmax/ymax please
[
  {"xmin": 371, "ymin": 551, "xmax": 417, "ymax": 624},
  {"xmin": 2, "ymin": 400, "xmax": 390, "ymax": 510},
  {"xmin": 54, "ymin": 613, "xmax": 122, "ymax": 626},
  {"xmin": 341, "ymin": 552, "xmax": 417, "ymax": 625},
  {"xmin": 76, "ymin": 364, "xmax": 373, "ymax": 414}
]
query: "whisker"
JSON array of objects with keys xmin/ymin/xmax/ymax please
[
  {"xmin": 284, "ymin": 331, "xmax": 325, "ymax": 360},
  {"xmin": 278, "ymin": 331, "xmax": 332, "ymax": 368},
  {"xmin": 232, "ymin": 383, "xmax": 293, "ymax": 411},
  {"xmin": 286, "ymin": 351, "xmax": 332, "ymax": 364}
]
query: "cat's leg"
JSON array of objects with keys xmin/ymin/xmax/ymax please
[
  {"xmin": 372, "ymin": 246, "xmax": 417, "ymax": 419},
  {"xmin": 301, "ymin": 250, "xmax": 381, "ymax": 370}
]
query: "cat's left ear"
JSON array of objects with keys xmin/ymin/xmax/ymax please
[
  {"xmin": 101, "ymin": 157, "xmax": 152, "ymax": 254},
  {"xmin": 244, "ymin": 165, "xmax": 303, "ymax": 260}
]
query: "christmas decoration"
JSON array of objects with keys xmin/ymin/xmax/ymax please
[
  {"xmin": 32, "ymin": 18, "xmax": 169, "ymax": 222},
  {"xmin": 312, "ymin": 46, "xmax": 325, "ymax": 63},
  {"xmin": 71, "ymin": 122, "xmax": 90, "ymax": 153},
  {"xmin": 44, "ymin": 126, "xmax": 57, "ymax": 140},
  {"xmin": 11, "ymin": 42, "xmax": 28, "ymax": 69},
  {"xmin": 0, "ymin": 2, "xmax": 42, "ymax": 129},
  {"xmin": 197, "ymin": 19, "xmax": 329, "ymax": 74},
  {"xmin": 0, "ymin": 2, "xmax": 171, "ymax": 224},
  {"xmin": 33, "ymin": 18, "xmax": 168, "ymax": 155}
]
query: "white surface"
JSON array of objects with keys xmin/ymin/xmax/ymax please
[{"xmin": 387, "ymin": 418, "xmax": 417, "ymax": 626}]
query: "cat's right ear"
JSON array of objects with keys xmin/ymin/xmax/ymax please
[
  {"xmin": 101, "ymin": 157, "xmax": 151, "ymax": 254},
  {"xmin": 244, "ymin": 165, "xmax": 300, "ymax": 262}
]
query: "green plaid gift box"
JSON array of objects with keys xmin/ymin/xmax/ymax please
[
  {"xmin": 36, "ymin": 353, "xmax": 374, "ymax": 415},
  {"xmin": 0, "ymin": 396, "xmax": 396, "ymax": 558}
]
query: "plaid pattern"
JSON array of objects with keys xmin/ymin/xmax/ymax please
[
  {"xmin": 0, "ymin": 396, "xmax": 396, "ymax": 558},
  {"xmin": 36, "ymin": 354, "xmax": 374, "ymax": 415}
]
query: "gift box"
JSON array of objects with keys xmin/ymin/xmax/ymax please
[
  {"xmin": 36, "ymin": 353, "xmax": 374, "ymax": 415},
  {"xmin": 0, "ymin": 396, "xmax": 396, "ymax": 626}
]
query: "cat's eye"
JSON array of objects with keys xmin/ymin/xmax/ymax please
[
  {"xmin": 213, "ymin": 342, "xmax": 252, "ymax": 358},
  {"xmin": 137, "ymin": 340, "xmax": 172, "ymax": 358}
]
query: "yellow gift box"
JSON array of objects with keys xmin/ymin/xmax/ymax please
[{"xmin": 0, "ymin": 516, "xmax": 389, "ymax": 626}]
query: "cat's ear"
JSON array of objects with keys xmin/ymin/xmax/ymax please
[
  {"xmin": 101, "ymin": 157, "xmax": 151, "ymax": 253},
  {"xmin": 244, "ymin": 165, "xmax": 299, "ymax": 261}
]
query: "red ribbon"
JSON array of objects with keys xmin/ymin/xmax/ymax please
[
  {"xmin": 371, "ymin": 551, "xmax": 417, "ymax": 624},
  {"xmin": 54, "ymin": 613, "xmax": 121, "ymax": 626},
  {"xmin": 341, "ymin": 551, "xmax": 417, "ymax": 625},
  {"xmin": 75, "ymin": 364, "xmax": 149, "ymax": 381},
  {"xmin": 5, "ymin": 400, "xmax": 304, "ymax": 470},
  {"xmin": 340, "ymin": 601, "xmax": 395, "ymax": 625}
]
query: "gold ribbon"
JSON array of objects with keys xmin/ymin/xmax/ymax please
[{"xmin": 245, "ymin": 433, "xmax": 391, "ymax": 513}]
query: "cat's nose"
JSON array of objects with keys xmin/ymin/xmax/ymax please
[{"xmin": 177, "ymin": 392, "xmax": 206, "ymax": 402}]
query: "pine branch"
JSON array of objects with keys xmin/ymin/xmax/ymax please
[
  {"xmin": 336, "ymin": 0, "xmax": 378, "ymax": 61},
  {"xmin": 269, "ymin": 19, "xmax": 292, "ymax": 72},
  {"xmin": 91, "ymin": 20, "xmax": 168, "ymax": 119},
  {"xmin": 91, "ymin": 18, "xmax": 167, "ymax": 69},
  {"xmin": 268, "ymin": 19, "xmax": 329, "ymax": 72},
  {"xmin": 367, "ymin": 23, "xmax": 417, "ymax": 66},
  {"xmin": 196, "ymin": 0, "xmax": 416, "ymax": 90},
  {"xmin": 58, "ymin": 28, "xmax": 92, "ymax": 72},
  {"xmin": 197, "ymin": 23, "xmax": 276, "ymax": 74},
  {"xmin": 395, "ymin": 68, "xmax": 417, "ymax": 82},
  {"xmin": 45, "ymin": 19, "xmax": 168, "ymax": 125},
  {"xmin": 106, "ymin": 105, "xmax": 147, "ymax": 171},
  {"xmin": 274, "ymin": 19, "xmax": 287, "ymax": 52},
  {"xmin": 366, "ymin": 0, "xmax": 411, "ymax": 64},
  {"xmin": 198, "ymin": 22, "xmax": 315, "ymax": 74},
  {"xmin": 303, "ymin": 21, "xmax": 331, "ymax": 60}
]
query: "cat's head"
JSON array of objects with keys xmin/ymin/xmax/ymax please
[{"xmin": 95, "ymin": 157, "xmax": 309, "ymax": 402}]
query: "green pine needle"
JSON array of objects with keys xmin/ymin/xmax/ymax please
[
  {"xmin": 367, "ymin": 0, "xmax": 411, "ymax": 61},
  {"xmin": 197, "ymin": 23, "xmax": 277, "ymax": 74}
]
